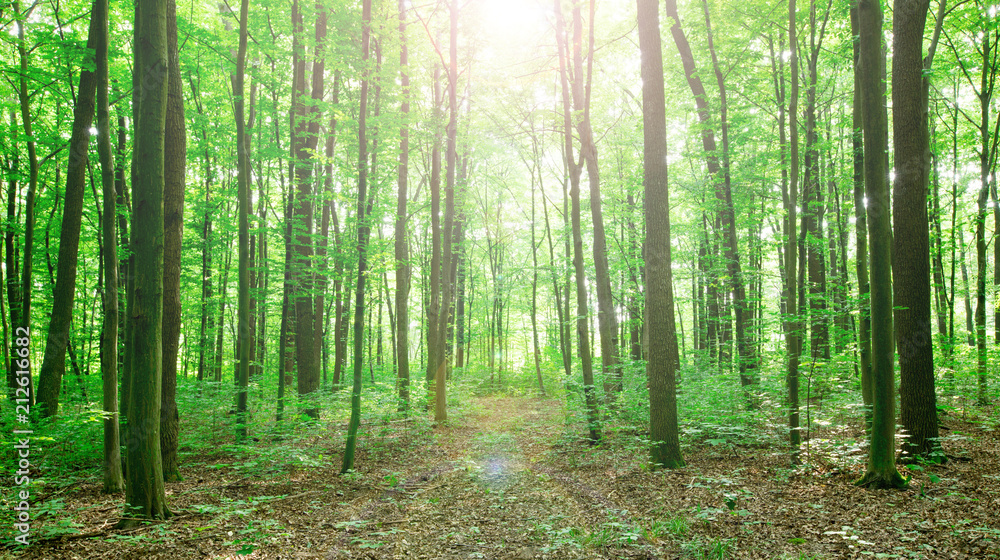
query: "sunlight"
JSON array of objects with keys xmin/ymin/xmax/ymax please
[{"xmin": 475, "ymin": 0, "xmax": 549, "ymax": 42}]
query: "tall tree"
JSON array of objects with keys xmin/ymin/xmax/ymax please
[
  {"xmin": 35, "ymin": 0, "xmax": 102, "ymax": 417},
  {"xmin": 342, "ymin": 0, "xmax": 372, "ymax": 474},
  {"xmin": 289, "ymin": 0, "xmax": 319, "ymax": 418},
  {"xmin": 556, "ymin": 0, "xmax": 600, "ymax": 442},
  {"xmin": 160, "ymin": 0, "xmax": 185, "ymax": 480},
  {"xmin": 894, "ymin": 0, "xmax": 944, "ymax": 461},
  {"xmin": 233, "ymin": 0, "xmax": 251, "ymax": 441},
  {"xmin": 395, "ymin": 0, "xmax": 412, "ymax": 412},
  {"xmin": 786, "ymin": 0, "xmax": 803, "ymax": 460},
  {"xmin": 856, "ymin": 0, "xmax": 906, "ymax": 489},
  {"xmin": 638, "ymin": 0, "xmax": 683, "ymax": 469},
  {"xmin": 571, "ymin": 0, "xmax": 620, "ymax": 401},
  {"xmin": 434, "ymin": 0, "xmax": 460, "ymax": 423},
  {"xmin": 850, "ymin": 4, "xmax": 873, "ymax": 417},
  {"xmin": 122, "ymin": 0, "xmax": 172, "ymax": 523},
  {"xmin": 95, "ymin": 0, "xmax": 123, "ymax": 494},
  {"xmin": 13, "ymin": 0, "xmax": 39, "ymax": 408}
]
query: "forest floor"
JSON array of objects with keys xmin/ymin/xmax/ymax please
[{"xmin": 6, "ymin": 394, "xmax": 1000, "ymax": 559}]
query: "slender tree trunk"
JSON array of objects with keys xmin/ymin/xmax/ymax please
[
  {"xmin": 122, "ymin": 0, "xmax": 172, "ymax": 522},
  {"xmin": 35, "ymin": 0, "xmax": 101, "ymax": 417},
  {"xmin": 668, "ymin": 0, "xmax": 757, "ymax": 391},
  {"xmin": 314, "ymin": 72, "xmax": 339, "ymax": 397},
  {"xmin": 276, "ymin": 185, "xmax": 294, "ymax": 420},
  {"xmin": 556, "ymin": 0, "xmax": 600, "ymax": 442},
  {"xmin": 395, "ymin": 0, "xmax": 411, "ymax": 411},
  {"xmin": 232, "ymin": 0, "xmax": 251, "ymax": 441},
  {"xmin": 571, "ymin": 0, "xmax": 619, "ymax": 402},
  {"xmin": 786, "ymin": 0, "xmax": 802, "ymax": 461},
  {"xmin": 160, "ymin": 0, "xmax": 185, "ymax": 478},
  {"xmin": 426, "ymin": 64, "xmax": 443, "ymax": 407},
  {"xmin": 342, "ymin": 0, "xmax": 372, "ymax": 474},
  {"xmin": 638, "ymin": 0, "xmax": 682, "ymax": 468},
  {"xmin": 857, "ymin": 0, "xmax": 905, "ymax": 489},
  {"xmin": 5, "ymin": 111, "xmax": 23, "ymax": 403},
  {"xmin": 94, "ymin": 0, "xmax": 123, "ymax": 493},
  {"xmin": 530, "ymin": 147, "xmax": 544, "ymax": 396},
  {"xmin": 434, "ymin": 0, "xmax": 459, "ymax": 423},
  {"xmin": 895, "ymin": 0, "xmax": 944, "ymax": 461},
  {"xmin": 13, "ymin": 1, "xmax": 39, "ymax": 407}
]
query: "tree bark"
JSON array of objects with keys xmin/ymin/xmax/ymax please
[
  {"xmin": 856, "ymin": 0, "xmax": 905, "ymax": 489},
  {"xmin": 395, "ymin": 0, "xmax": 411, "ymax": 411},
  {"xmin": 160, "ymin": 0, "xmax": 185, "ymax": 479},
  {"xmin": 638, "ymin": 0, "xmax": 683, "ymax": 469},
  {"xmin": 122, "ymin": 0, "xmax": 172, "ymax": 522},
  {"xmin": 35, "ymin": 0, "xmax": 101, "ymax": 417},
  {"xmin": 95, "ymin": 0, "xmax": 123, "ymax": 493},
  {"xmin": 787, "ymin": 0, "xmax": 802, "ymax": 460},
  {"xmin": 556, "ymin": 0, "xmax": 600, "ymax": 442},
  {"xmin": 342, "ymin": 0, "xmax": 372, "ymax": 474},
  {"xmin": 894, "ymin": 0, "xmax": 943, "ymax": 462},
  {"xmin": 232, "ymin": 0, "xmax": 251, "ymax": 441},
  {"xmin": 290, "ymin": 0, "xmax": 318, "ymax": 418}
]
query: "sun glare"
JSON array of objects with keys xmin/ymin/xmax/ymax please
[{"xmin": 476, "ymin": 0, "xmax": 550, "ymax": 43}]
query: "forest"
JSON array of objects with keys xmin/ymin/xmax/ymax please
[{"xmin": 1, "ymin": 0, "xmax": 999, "ymax": 557}]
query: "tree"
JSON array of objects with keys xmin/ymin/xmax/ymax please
[
  {"xmin": 786, "ymin": 0, "xmax": 803, "ymax": 461},
  {"xmin": 160, "ymin": 0, "xmax": 185, "ymax": 480},
  {"xmin": 434, "ymin": 0, "xmax": 460, "ymax": 423},
  {"xmin": 572, "ymin": 0, "xmax": 620, "ymax": 402},
  {"xmin": 638, "ymin": 0, "xmax": 683, "ymax": 469},
  {"xmin": 35, "ymin": 0, "xmax": 101, "ymax": 417},
  {"xmin": 12, "ymin": 0, "xmax": 39, "ymax": 408},
  {"xmin": 894, "ymin": 0, "xmax": 944, "ymax": 462},
  {"xmin": 342, "ymin": 0, "xmax": 373, "ymax": 474},
  {"xmin": 122, "ymin": 0, "xmax": 172, "ymax": 523},
  {"xmin": 942, "ymin": 0, "xmax": 998, "ymax": 405},
  {"xmin": 95, "ymin": 0, "xmax": 123, "ymax": 494},
  {"xmin": 395, "ymin": 0, "xmax": 411, "ymax": 412},
  {"xmin": 289, "ymin": 0, "xmax": 319, "ymax": 418},
  {"xmin": 555, "ymin": 0, "xmax": 600, "ymax": 443},
  {"xmin": 856, "ymin": 0, "xmax": 906, "ymax": 489},
  {"xmin": 233, "ymin": 0, "xmax": 251, "ymax": 441},
  {"xmin": 850, "ymin": 3, "xmax": 873, "ymax": 420}
]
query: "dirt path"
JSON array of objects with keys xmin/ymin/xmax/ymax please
[{"xmin": 326, "ymin": 396, "xmax": 659, "ymax": 559}]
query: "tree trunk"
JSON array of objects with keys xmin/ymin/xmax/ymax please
[
  {"xmin": 395, "ymin": 0, "xmax": 411, "ymax": 411},
  {"xmin": 94, "ymin": 0, "xmax": 123, "ymax": 494},
  {"xmin": 856, "ymin": 0, "xmax": 905, "ymax": 489},
  {"xmin": 160, "ymin": 0, "xmax": 185, "ymax": 478},
  {"xmin": 290, "ymin": 0, "xmax": 318, "ymax": 418},
  {"xmin": 341, "ymin": 0, "xmax": 372, "ymax": 474},
  {"xmin": 786, "ymin": 0, "xmax": 802, "ymax": 461},
  {"xmin": 232, "ymin": 0, "xmax": 251, "ymax": 442},
  {"xmin": 851, "ymin": 4, "xmax": 872, "ymax": 406},
  {"xmin": 556, "ymin": 0, "xmax": 600, "ymax": 442},
  {"xmin": 122, "ymin": 0, "xmax": 172, "ymax": 522},
  {"xmin": 35, "ymin": 0, "xmax": 101, "ymax": 417},
  {"xmin": 13, "ymin": 1, "xmax": 39, "ymax": 407},
  {"xmin": 571, "ymin": 0, "xmax": 619, "ymax": 402},
  {"xmin": 426, "ymin": 63, "xmax": 443, "ymax": 407},
  {"xmin": 894, "ymin": 0, "xmax": 943, "ymax": 462},
  {"xmin": 667, "ymin": 0, "xmax": 757, "ymax": 391},
  {"xmin": 638, "ymin": 0, "xmax": 683, "ymax": 469}
]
